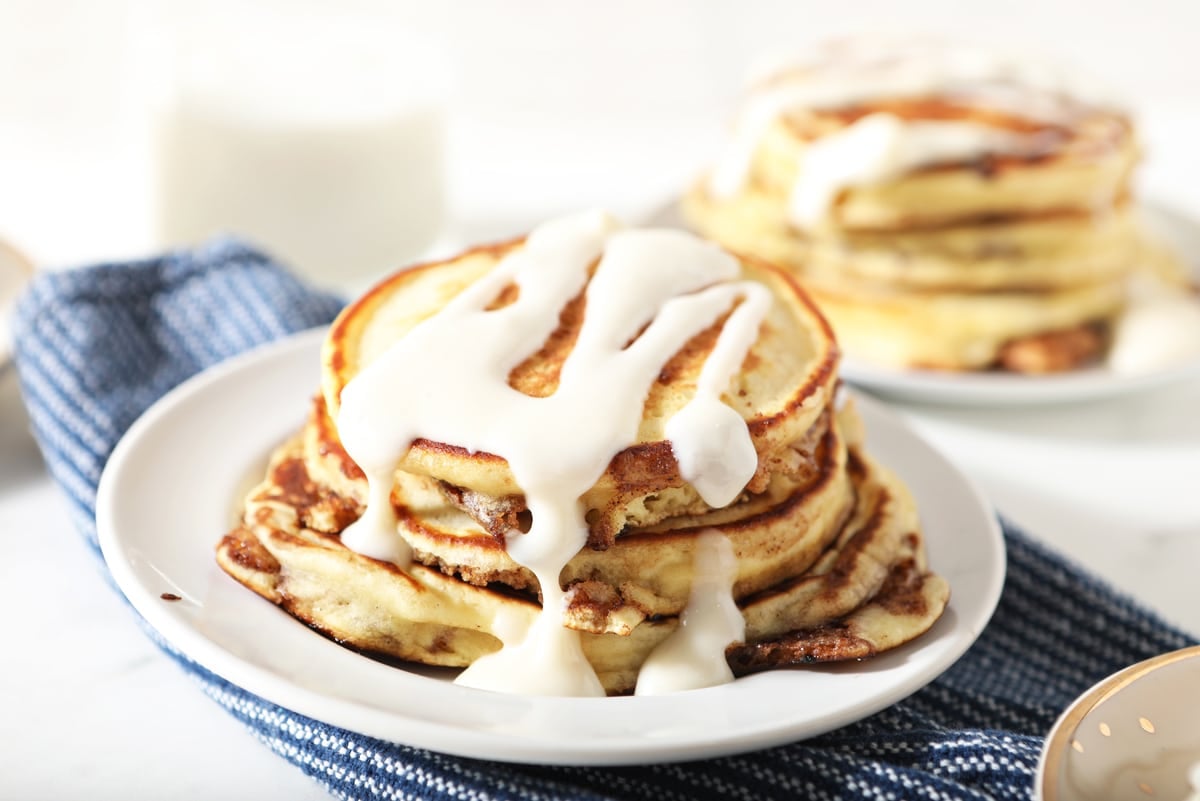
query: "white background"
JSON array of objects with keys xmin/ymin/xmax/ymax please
[{"xmin": 2, "ymin": 0, "xmax": 1200, "ymax": 266}]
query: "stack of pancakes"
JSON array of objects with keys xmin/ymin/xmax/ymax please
[
  {"xmin": 217, "ymin": 223, "xmax": 949, "ymax": 695},
  {"xmin": 685, "ymin": 38, "xmax": 1150, "ymax": 372}
]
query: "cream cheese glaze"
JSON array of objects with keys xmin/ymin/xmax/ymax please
[
  {"xmin": 785, "ymin": 113, "xmax": 1053, "ymax": 227},
  {"xmin": 634, "ymin": 530, "xmax": 744, "ymax": 695},
  {"xmin": 334, "ymin": 212, "xmax": 771, "ymax": 695},
  {"xmin": 709, "ymin": 37, "xmax": 1115, "ymax": 227}
]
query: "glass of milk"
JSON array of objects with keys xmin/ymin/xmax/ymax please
[{"xmin": 145, "ymin": 4, "xmax": 448, "ymax": 289}]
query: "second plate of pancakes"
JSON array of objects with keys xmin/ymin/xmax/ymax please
[
  {"xmin": 840, "ymin": 203, "xmax": 1200, "ymax": 406},
  {"xmin": 681, "ymin": 36, "xmax": 1200, "ymax": 402},
  {"xmin": 647, "ymin": 196, "xmax": 1200, "ymax": 406}
]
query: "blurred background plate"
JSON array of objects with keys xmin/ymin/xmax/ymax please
[{"xmin": 841, "ymin": 204, "xmax": 1200, "ymax": 407}]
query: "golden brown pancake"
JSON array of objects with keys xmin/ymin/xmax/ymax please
[
  {"xmin": 684, "ymin": 38, "xmax": 1167, "ymax": 373},
  {"xmin": 216, "ymin": 221, "xmax": 948, "ymax": 695},
  {"xmin": 217, "ymin": 402, "xmax": 947, "ymax": 694},
  {"xmin": 320, "ymin": 238, "xmax": 840, "ymax": 546}
]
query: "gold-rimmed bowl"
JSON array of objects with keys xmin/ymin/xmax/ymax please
[{"xmin": 1037, "ymin": 645, "xmax": 1200, "ymax": 801}]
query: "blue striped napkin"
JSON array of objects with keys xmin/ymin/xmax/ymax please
[{"xmin": 12, "ymin": 239, "xmax": 1196, "ymax": 801}]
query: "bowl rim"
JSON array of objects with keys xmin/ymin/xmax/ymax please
[{"xmin": 1036, "ymin": 644, "xmax": 1200, "ymax": 801}]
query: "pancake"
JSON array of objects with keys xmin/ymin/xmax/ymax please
[
  {"xmin": 797, "ymin": 278, "xmax": 1122, "ymax": 372},
  {"xmin": 685, "ymin": 37, "xmax": 1166, "ymax": 373},
  {"xmin": 739, "ymin": 102, "xmax": 1135, "ymax": 232},
  {"xmin": 217, "ymin": 401, "xmax": 946, "ymax": 694},
  {"xmin": 343, "ymin": 402, "xmax": 853, "ymax": 633},
  {"xmin": 685, "ymin": 183, "xmax": 1141, "ymax": 292},
  {"xmin": 322, "ymin": 231, "xmax": 840, "ymax": 547},
  {"xmin": 216, "ymin": 213, "xmax": 948, "ymax": 696}
]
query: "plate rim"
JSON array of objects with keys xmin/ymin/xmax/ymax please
[
  {"xmin": 840, "ymin": 203, "xmax": 1200, "ymax": 407},
  {"xmin": 96, "ymin": 327, "xmax": 1006, "ymax": 765},
  {"xmin": 841, "ymin": 355, "xmax": 1200, "ymax": 407}
]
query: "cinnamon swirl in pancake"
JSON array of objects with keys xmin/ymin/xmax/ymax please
[
  {"xmin": 685, "ymin": 37, "xmax": 1168, "ymax": 372},
  {"xmin": 216, "ymin": 213, "xmax": 948, "ymax": 696}
]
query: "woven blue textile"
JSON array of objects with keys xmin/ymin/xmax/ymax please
[{"xmin": 12, "ymin": 239, "xmax": 1196, "ymax": 801}]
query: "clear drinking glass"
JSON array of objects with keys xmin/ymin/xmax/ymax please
[{"xmin": 144, "ymin": 3, "xmax": 448, "ymax": 289}]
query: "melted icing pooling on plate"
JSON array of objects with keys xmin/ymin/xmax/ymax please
[
  {"xmin": 635, "ymin": 530, "xmax": 744, "ymax": 695},
  {"xmin": 335, "ymin": 212, "xmax": 772, "ymax": 696}
]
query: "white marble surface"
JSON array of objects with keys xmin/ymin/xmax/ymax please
[
  {"xmin": 2, "ymin": 3, "xmax": 1200, "ymax": 798},
  {"xmin": 0, "ymin": 373, "xmax": 333, "ymax": 801},
  {"xmin": 898, "ymin": 382, "xmax": 1200, "ymax": 636}
]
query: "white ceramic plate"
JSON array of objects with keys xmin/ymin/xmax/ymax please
[
  {"xmin": 0, "ymin": 237, "xmax": 34, "ymax": 370},
  {"xmin": 841, "ymin": 357, "xmax": 1200, "ymax": 407},
  {"xmin": 96, "ymin": 328, "xmax": 1005, "ymax": 765},
  {"xmin": 842, "ymin": 205, "xmax": 1200, "ymax": 407}
]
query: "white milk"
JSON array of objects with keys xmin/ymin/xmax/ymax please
[{"xmin": 147, "ymin": 5, "xmax": 447, "ymax": 288}]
